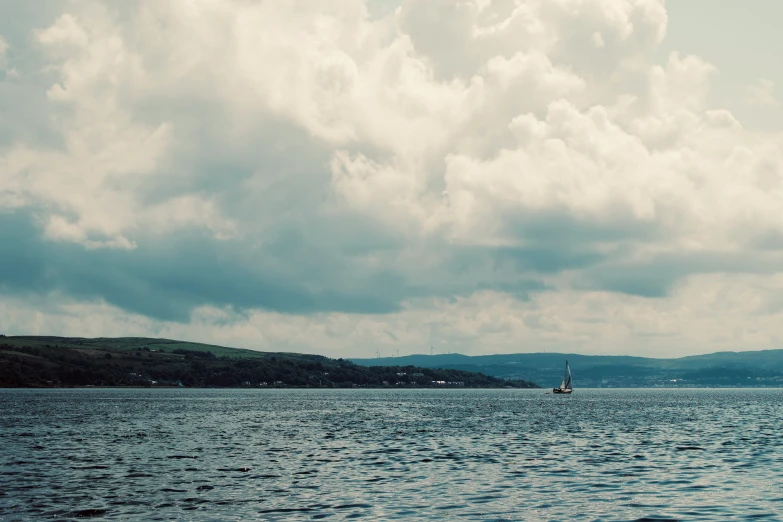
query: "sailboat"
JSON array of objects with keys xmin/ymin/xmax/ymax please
[{"xmin": 552, "ymin": 360, "xmax": 573, "ymax": 394}]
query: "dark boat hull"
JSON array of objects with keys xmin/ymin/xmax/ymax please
[{"xmin": 552, "ymin": 388, "xmax": 572, "ymax": 394}]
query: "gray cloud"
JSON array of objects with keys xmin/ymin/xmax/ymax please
[
  {"xmin": 582, "ymin": 250, "xmax": 783, "ymax": 298},
  {"xmin": 0, "ymin": 209, "xmax": 404, "ymax": 321},
  {"xmin": 0, "ymin": 206, "xmax": 594, "ymax": 322}
]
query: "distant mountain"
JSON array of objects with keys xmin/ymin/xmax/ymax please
[
  {"xmin": 350, "ymin": 350, "xmax": 783, "ymax": 388},
  {"xmin": 0, "ymin": 336, "xmax": 537, "ymax": 389}
]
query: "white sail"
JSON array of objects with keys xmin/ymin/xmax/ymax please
[
  {"xmin": 558, "ymin": 361, "xmax": 572, "ymax": 390},
  {"xmin": 553, "ymin": 360, "xmax": 573, "ymax": 393}
]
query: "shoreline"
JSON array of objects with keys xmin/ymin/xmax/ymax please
[{"xmin": 0, "ymin": 385, "xmax": 537, "ymax": 390}]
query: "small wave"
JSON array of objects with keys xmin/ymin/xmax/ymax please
[
  {"xmin": 434, "ymin": 504, "xmax": 467, "ymax": 510},
  {"xmin": 258, "ymin": 507, "xmax": 314, "ymax": 514},
  {"xmin": 71, "ymin": 508, "xmax": 108, "ymax": 518}
]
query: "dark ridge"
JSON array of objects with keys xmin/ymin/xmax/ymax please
[
  {"xmin": 0, "ymin": 335, "xmax": 538, "ymax": 389},
  {"xmin": 351, "ymin": 349, "xmax": 783, "ymax": 388}
]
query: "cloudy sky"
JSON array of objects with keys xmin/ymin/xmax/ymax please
[{"xmin": 1, "ymin": 0, "xmax": 782, "ymax": 358}]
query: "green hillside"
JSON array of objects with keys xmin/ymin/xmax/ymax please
[
  {"xmin": 3, "ymin": 336, "xmax": 267, "ymax": 359},
  {"xmin": 0, "ymin": 336, "xmax": 537, "ymax": 389}
]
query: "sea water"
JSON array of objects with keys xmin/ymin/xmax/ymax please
[{"xmin": 1, "ymin": 388, "xmax": 782, "ymax": 520}]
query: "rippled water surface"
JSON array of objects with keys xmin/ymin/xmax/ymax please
[{"xmin": 2, "ymin": 388, "xmax": 783, "ymax": 521}]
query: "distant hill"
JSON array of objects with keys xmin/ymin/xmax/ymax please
[
  {"xmin": 351, "ymin": 350, "xmax": 783, "ymax": 388},
  {"xmin": 2, "ymin": 335, "xmax": 267, "ymax": 359},
  {"xmin": 0, "ymin": 336, "xmax": 537, "ymax": 389}
]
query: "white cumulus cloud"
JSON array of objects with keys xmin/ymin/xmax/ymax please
[
  {"xmin": 1, "ymin": 0, "xmax": 783, "ymax": 357},
  {"xmin": 744, "ymin": 77, "xmax": 780, "ymax": 108}
]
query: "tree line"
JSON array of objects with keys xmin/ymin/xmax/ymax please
[{"xmin": 0, "ymin": 343, "xmax": 538, "ymax": 388}]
